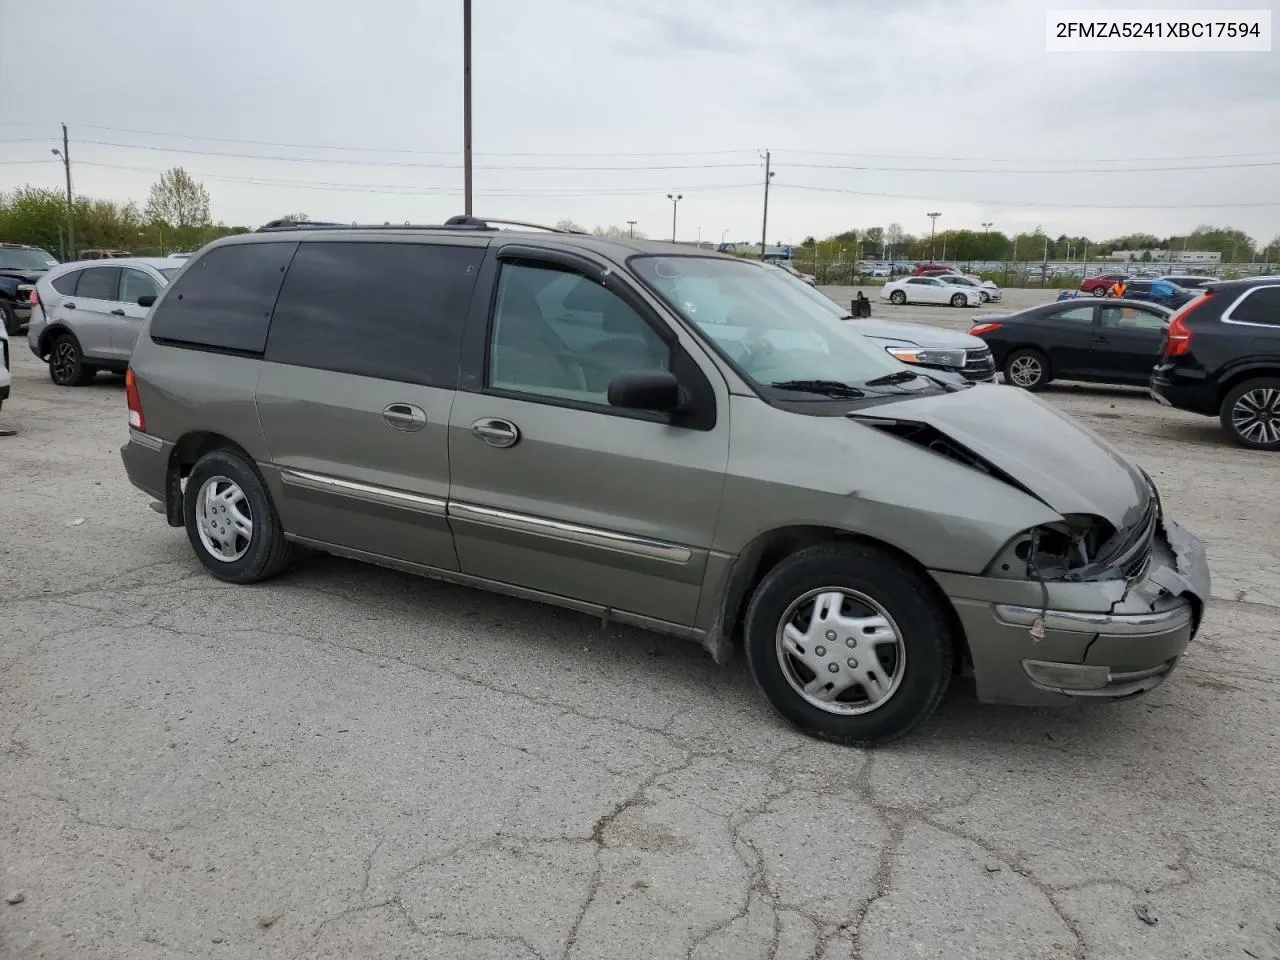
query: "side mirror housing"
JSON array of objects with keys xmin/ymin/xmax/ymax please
[
  {"xmin": 607, "ymin": 369, "xmax": 682, "ymax": 412},
  {"xmin": 137, "ymin": 294, "xmax": 156, "ymax": 307}
]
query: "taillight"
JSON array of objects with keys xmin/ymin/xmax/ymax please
[
  {"xmin": 125, "ymin": 368, "xmax": 146, "ymax": 431},
  {"xmin": 1163, "ymin": 293, "xmax": 1214, "ymax": 357},
  {"xmin": 28, "ymin": 288, "xmax": 39, "ymax": 307},
  {"xmin": 969, "ymin": 322, "xmax": 1003, "ymax": 336}
]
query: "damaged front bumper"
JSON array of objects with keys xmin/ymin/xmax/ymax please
[{"xmin": 931, "ymin": 515, "xmax": 1210, "ymax": 707}]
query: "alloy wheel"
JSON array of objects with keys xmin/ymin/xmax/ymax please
[
  {"xmin": 195, "ymin": 476, "xmax": 254, "ymax": 562},
  {"xmin": 775, "ymin": 588, "xmax": 907, "ymax": 715},
  {"xmin": 1008, "ymin": 355, "xmax": 1043, "ymax": 388},
  {"xmin": 1231, "ymin": 387, "xmax": 1280, "ymax": 446},
  {"xmin": 50, "ymin": 340, "xmax": 79, "ymax": 384}
]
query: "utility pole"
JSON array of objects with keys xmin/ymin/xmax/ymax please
[
  {"xmin": 462, "ymin": 0, "xmax": 473, "ymax": 216},
  {"xmin": 759, "ymin": 150, "xmax": 774, "ymax": 259},
  {"xmin": 627, "ymin": 220, "xmax": 637, "ymax": 239},
  {"xmin": 666, "ymin": 193, "xmax": 682, "ymax": 242},
  {"xmin": 51, "ymin": 124, "xmax": 74, "ymax": 258},
  {"xmin": 927, "ymin": 211, "xmax": 940, "ymax": 261}
]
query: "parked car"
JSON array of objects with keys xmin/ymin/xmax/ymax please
[
  {"xmin": 911, "ymin": 263, "xmax": 952, "ymax": 276},
  {"xmin": 933, "ymin": 273, "xmax": 1002, "ymax": 303},
  {"xmin": 120, "ymin": 220, "xmax": 1209, "ymax": 747},
  {"xmin": 0, "ymin": 241, "xmax": 58, "ymax": 335},
  {"xmin": 1150, "ymin": 277, "xmax": 1280, "ymax": 450},
  {"xmin": 27, "ymin": 257, "xmax": 181, "ymax": 385},
  {"xmin": 78, "ymin": 248, "xmax": 133, "ymax": 260},
  {"xmin": 1079, "ymin": 273, "xmax": 1129, "ymax": 296},
  {"xmin": 970, "ymin": 298, "xmax": 1173, "ymax": 390},
  {"xmin": 1158, "ymin": 274, "xmax": 1216, "ymax": 289},
  {"xmin": 0, "ymin": 318, "xmax": 10, "ymax": 412},
  {"xmin": 763, "ymin": 266, "xmax": 996, "ymax": 382},
  {"xmin": 881, "ymin": 276, "xmax": 982, "ymax": 307},
  {"xmin": 1121, "ymin": 279, "xmax": 1196, "ymax": 310}
]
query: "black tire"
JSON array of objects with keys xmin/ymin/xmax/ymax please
[
  {"xmin": 743, "ymin": 542, "xmax": 954, "ymax": 747},
  {"xmin": 1003, "ymin": 348, "xmax": 1050, "ymax": 391},
  {"xmin": 979, "ymin": 291, "xmax": 990, "ymax": 303},
  {"xmin": 0, "ymin": 300, "xmax": 19, "ymax": 336},
  {"xmin": 1219, "ymin": 377, "xmax": 1280, "ymax": 451},
  {"xmin": 889, "ymin": 290, "xmax": 906, "ymax": 305},
  {"xmin": 48, "ymin": 333, "xmax": 95, "ymax": 386},
  {"xmin": 950, "ymin": 293, "xmax": 967, "ymax": 307},
  {"xmin": 183, "ymin": 448, "xmax": 295, "ymax": 583},
  {"xmin": 1091, "ymin": 287, "xmax": 1107, "ymax": 297}
]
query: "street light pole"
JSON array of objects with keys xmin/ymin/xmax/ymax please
[
  {"xmin": 981, "ymin": 221, "xmax": 992, "ymax": 233},
  {"xmin": 462, "ymin": 0, "xmax": 473, "ymax": 217},
  {"xmin": 927, "ymin": 211, "xmax": 940, "ymax": 261},
  {"xmin": 51, "ymin": 124, "xmax": 74, "ymax": 258},
  {"xmin": 666, "ymin": 193, "xmax": 682, "ymax": 242},
  {"xmin": 627, "ymin": 220, "xmax": 637, "ymax": 239}
]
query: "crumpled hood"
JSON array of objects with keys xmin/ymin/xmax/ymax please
[
  {"xmin": 851, "ymin": 384, "xmax": 1151, "ymax": 528},
  {"xmin": 846, "ymin": 317, "xmax": 985, "ymax": 350}
]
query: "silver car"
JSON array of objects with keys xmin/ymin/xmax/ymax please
[{"xmin": 28, "ymin": 257, "xmax": 181, "ymax": 386}]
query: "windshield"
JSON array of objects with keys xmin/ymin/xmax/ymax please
[
  {"xmin": 631, "ymin": 256, "xmax": 910, "ymax": 390},
  {"xmin": 0, "ymin": 247, "xmax": 57, "ymax": 271}
]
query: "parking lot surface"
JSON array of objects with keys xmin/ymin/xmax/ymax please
[{"xmin": 2, "ymin": 294, "xmax": 1278, "ymax": 960}]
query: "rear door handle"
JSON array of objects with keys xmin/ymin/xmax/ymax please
[
  {"xmin": 64, "ymin": 302, "xmax": 76, "ymax": 309},
  {"xmin": 110, "ymin": 308, "xmax": 125, "ymax": 316},
  {"xmin": 381, "ymin": 403, "xmax": 427, "ymax": 432},
  {"xmin": 1093, "ymin": 335, "xmax": 1109, "ymax": 343},
  {"xmin": 471, "ymin": 418, "xmax": 520, "ymax": 448}
]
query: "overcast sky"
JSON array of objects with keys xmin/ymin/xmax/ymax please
[{"xmin": 2, "ymin": 0, "xmax": 1277, "ymax": 247}]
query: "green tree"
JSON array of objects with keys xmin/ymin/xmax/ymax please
[
  {"xmin": 145, "ymin": 167, "xmax": 212, "ymax": 230},
  {"xmin": 0, "ymin": 187, "xmax": 68, "ymax": 258}
]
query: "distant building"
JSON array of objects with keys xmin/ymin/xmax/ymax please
[{"xmin": 1106, "ymin": 249, "xmax": 1222, "ymax": 265}]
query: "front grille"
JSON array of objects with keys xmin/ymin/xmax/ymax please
[
  {"xmin": 1113, "ymin": 496, "xmax": 1159, "ymax": 581},
  {"xmin": 961, "ymin": 346, "xmax": 996, "ymax": 381}
]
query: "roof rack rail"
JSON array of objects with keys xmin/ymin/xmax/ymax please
[{"xmin": 253, "ymin": 215, "xmax": 587, "ymax": 235}]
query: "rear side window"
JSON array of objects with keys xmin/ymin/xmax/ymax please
[
  {"xmin": 76, "ymin": 267, "xmax": 120, "ymax": 300},
  {"xmin": 1226, "ymin": 286, "xmax": 1280, "ymax": 326},
  {"xmin": 264, "ymin": 241, "xmax": 484, "ymax": 387},
  {"xmin": 50, "ymin": 271, "xmax": 80, "ymax": 295},
  {"xmin": 150, "ymin": 241, "xmax": 298, "ymax": 353}
]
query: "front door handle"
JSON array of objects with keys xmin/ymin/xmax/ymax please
[
  {"xmin": 110, "ymin": 308, "xmax": 126, "ymax": 316},
  {"xmin": 64, "ymin": 302, "xmax": 76, "ymax": 309},
  {"xmin": 381, "ymin": 403, "xmax": 427, "ymax": 432},
  {"xmin": 1093, "ymin": 335, "xmax": 1109, "ymax": 343},
  {"xmin": 471, "ymin": 418, "xmax": 520, "ymax": 448}
]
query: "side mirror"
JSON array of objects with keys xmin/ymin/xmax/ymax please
[
  {"xmin": 137, "ymin": 295, "xmax": 156, "ymax": 307},
  {"xmin": 607, "ymin": 369, "xmax": 682, "ymax": 412}
]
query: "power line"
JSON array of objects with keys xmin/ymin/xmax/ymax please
[
  {"xmin": 71, "ymin": 123, "xmax": 756, "ymax": 158},
  {"xmin": 73, "ymin": 139, "xmax": 759, "ymax": 171},
  {"xmin": 774, "ymin": 183, "xmax": 1280, "ymax": 209},
  {"xmin": 784, "ymin": 159, "xmax": 1280, "ymax": 174},
  {"xmin": 777, "ymin": 148, "xmax": 1280, "ymax": 163}
]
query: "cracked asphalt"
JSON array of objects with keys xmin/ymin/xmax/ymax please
[{"xmin": 2, "ymin": 288, "xmax": 1278, "ymax": 959}]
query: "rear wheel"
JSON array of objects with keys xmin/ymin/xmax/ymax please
[
  {"xmin": 1220, "ymin": 378, "xmax": 1280, "ymax": 451},
  {"xmin": 889, "ymin": 290, "xmax": 907, "ymax": 305},
  {"xmin": 950, "ymin": 293, "xmax": 967, "ymax": 307},
  {"xmin": 183, "ymin": 448, "xmax": 295, "ymax": 583},
  {"xmin": 743, "ymin": 542, "xmax": 954, "ymax": 747},
  {"xmin": 1004, "ymin": 348, "xmax": 1050, "ymax": 390},
  {"xmin": 48, "ymin": 334, "xmax": 95, "ymax": 386},
  {"xmin": 1092, "ymin": 287, "xmax": 1107, "ymax": 297}
]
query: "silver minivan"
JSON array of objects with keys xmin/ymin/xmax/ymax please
[
  {"xmin": 28, "ymin": 257, "xmax": 181, "ymax": 385},
  {"xmin": 119, "ymin": 220, "xmax": 1211, "ymax": 746}
]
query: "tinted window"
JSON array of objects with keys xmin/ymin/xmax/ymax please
[
  {"xmin": 489, "ymin": 262, "xmax": 670, "ymax": 403},
  {"xmin": 1100, "ymin": 306, "xmax": 1166, "ymax": 331},
  {"xmin": 50, "ymin": 271, "xmax": 80, "ymax": 295},
  {"xmin": 1053, "ymin": 306, "xmax": 1096, "ymax": 324},
  {"xmin": 1227, "ymin": 286, "xmax": 1280, "ymax": 326},
  {"xmin": 76, "ymin": 267, "xmax": 119, "ymax": 300},
  {"xmin": 120, "ymin": 269, "xmax": 159, "ymax": 305},
  {"xmin": 150, "ymin": 241, "xmax": 297, "ymax": 353},
  {"xmin": 264, "ymin": 241, "xmax": 483, "ymax": 386},
  {"xmin": 1129, "ymin": 282, "xmax": 1151, "ymax": 292},
  {"xmin": 907, "ymin": 278, "xmax": 932, "ymax": 286}
]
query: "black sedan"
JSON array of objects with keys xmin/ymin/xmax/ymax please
[{"xmin": 970, "ymin": 298, "xmax": 1173, "ymax": 390}]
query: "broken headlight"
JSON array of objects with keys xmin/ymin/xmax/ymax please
[{"xmin": 986, "ymin": 515, "xmax": 1118, "ymax": 581}]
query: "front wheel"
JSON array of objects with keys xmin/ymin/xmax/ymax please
[
  {"xmin": 1003, "ymin": 348, "xmax": 1050, "ymax": 390},
  {"xmin": 1220, "ymin": 378, "xmax": 1280, "ymax": 451},
  {"xmin": 0, "ymin": 301, "xmax": 19, "ymax": 336},
  {"xmin": 744, "ymin": 542, "xmax": 954, "ymax": 747},
  {"xmin": 979, "ymin": 291, "xmax": 990, "ymax": 303},
  {"xmin": 889, "ymin": 290, "xmax": 907, "ymax": 305},
  {"xmin": 183, "ymin": 448, "xmax": 295, "ymax": 583}
]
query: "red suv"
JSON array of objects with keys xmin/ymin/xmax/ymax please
[{"xmin": 1079, "ymin": 273, "xmax": 1129, "ymax": 296}]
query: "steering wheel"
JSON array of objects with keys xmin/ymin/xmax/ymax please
[{"xmin": 738, "ymin": 337, "xmax": 776, "ymax": 373}]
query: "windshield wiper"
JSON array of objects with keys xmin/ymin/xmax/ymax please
[
  {"xmin": 769, "ymin": 379, "xmax": 866, "ymax": 398},
  {"xmin": 862, "ymin": 370, "xmax": 921, "ymax": 387}
]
